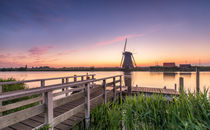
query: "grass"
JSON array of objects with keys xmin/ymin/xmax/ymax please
[
  {"xmin": 90, "ymin": 90, "xmax": 210, "ymax": 130},
  {"xmin": 1, "ymin": 78, "xmax": 40, "ymax": 115}
]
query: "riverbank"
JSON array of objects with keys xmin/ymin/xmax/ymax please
[{"xmin": 1, "ymin": 66, "xmax": 210, "ymax": 71}]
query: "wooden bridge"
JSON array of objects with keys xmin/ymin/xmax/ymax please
[
  {"xmin": 0, "ymin": 74, "xmax": 122, "ymax": 130},
  {"xmin": 0, "ymin": 74, "xmax": 181, "ymax": 130}
]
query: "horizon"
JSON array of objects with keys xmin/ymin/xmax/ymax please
[{"xmin": 1, "ymin": 0, "xmax": 210, "ymax": 68}]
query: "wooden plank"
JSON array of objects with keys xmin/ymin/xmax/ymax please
[
  {"xmin": 21, "ymin": 119, "xmax": 42, "ymax": 128},
  {"xmin": 0, "ymin": 104, "xmax": 44, "ymax": 129},
  {"xmin": 2, "ymin": 127, "xmax": 14, "ymax": 130},
  {"xmin": 53, "ymin": 86, "xmax": 84, "ymax": 97},
  {"xmin": 53, "ymin": 91, "xmax": 85, "ymax": 108},
  {"xmin": 10, "ymin": 123, "xmax": 32, "ymax": 130},
  {"xmin": 53, "ymin": 86, "xmax": 101, "ymax": 108},
  {"xmin": 55, "ymin": 123, "xmax": 70, "ymax": 130},
  {"xmin": 0, "ymin": 96, "xmax": 42, "ymax": 112},
  {"xmin": 131, "ymin": 87, "xmax": 179, "ymax": 95},
  {"xmin": 90, "ymin": 93, "xmax": 103, "ymax": 104},
  {"xmin": 59, "ymin": 119, "xmax": 74, "ymax": 126},
  {"xmin": 30, "ymin": 115, "xmax": 44, "ymax": 123},
  {"xmin": 53, "ymin": 103, "xmax": 85, "ymax": 126}
]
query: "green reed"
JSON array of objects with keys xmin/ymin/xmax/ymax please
[{"xmin": 90, "ymin": 90, "xmax": 210, "ymax": 130}]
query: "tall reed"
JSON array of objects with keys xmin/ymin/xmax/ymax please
[{"xmin": 90, "ymin": 90, "xmax": 210, "ymax": 130}]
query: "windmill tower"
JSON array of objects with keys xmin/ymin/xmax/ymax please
[{"xmin": 120, "ymin": 38, "xmax": 137, "ymax": 70}]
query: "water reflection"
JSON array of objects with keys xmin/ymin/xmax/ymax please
[
  {"xmin": 163, "ymin": 72, "xmax": 177, "ymax": 80},
  {"xmin": 180, "ymin": 72, "xmax": 192, "ymax": 77},
  {"xmin": 123, "ymin": 72, "xmax": 132, "ymax": 93},
  {"xmin": 0, "ymin": 71, "xmax": 209, "ymax": 92}
]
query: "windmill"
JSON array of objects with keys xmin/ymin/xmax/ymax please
[{"xmin": 120, "ymin": 38, "xmax": 137, "ymax": 70}]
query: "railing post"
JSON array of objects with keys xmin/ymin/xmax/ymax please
[
  {"xmin": 62, "ymin": 78, "xmax": 65, "ymax": 92},
  {"xmin": 179, "ymin": 77, "xmax": 184, "ymax": 92},
  {"xmin": 66, "ymin": 78, "xmax": 69, "ymax": 96},
  {"xmin": 74, "ymin": 75, "xmax": 77, "ymax": 82},
  {"xmin": 86, "ymin": 73, "xmax": 89, "ymax": 80},
  {"xmin": 196, "ymin": 67, "xmax": 200, "ymax": 93},
  {"xmin": 120, "ymin": 76, "xmax": 122, "ymax": 98},
  {"xmin": 174, "ymin": 83, "xmax": 177, "ymax": 91},
  {"xmin": 85, "ymin": 83, "xmax": 90, "ymax": 129},
  {"xmin": 41, "ymin": 80, "xmax": 45, "ymax": 104},
  {"xmin": 113, "ymin": 77, "xmax": 116, "ymax": 102},
  {"xmin": 102, "ymin": 80, "xmax": 107, "ymax": 104},
  {"xmin": 0, "ymin": 85, "xmax": 2, "ymax": 116},
  {"xmin": 92, "ymin": 75, "xmax": 94, "ymax": 80},
  {"xmin": 44, "ymin": 91, "xmax": 54, "ymax": 129},
  {"xmin": 81, "ymin": 76, "xmax": 84, "ymax": 81}
]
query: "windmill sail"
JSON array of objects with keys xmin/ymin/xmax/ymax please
[{"xmin": 123, "ymin": 38, "xmax": 127, "ymax": 52}]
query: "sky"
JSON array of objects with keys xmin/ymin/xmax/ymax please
[{"xmin": 0, "ymin": 0, "xmax": 210, "ymax": 67}]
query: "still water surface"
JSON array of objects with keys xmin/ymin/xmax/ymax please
[{"xmin": 0, "ymin": 71, "xmax": 210, "ymax": 92}]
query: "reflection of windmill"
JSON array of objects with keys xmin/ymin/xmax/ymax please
[{"xmin": 120, "ymin": 38, "xmax": 137, "ymax": 70}]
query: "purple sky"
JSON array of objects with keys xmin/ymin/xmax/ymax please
[{"xmin": 0, "ymin": 0, "xmax": 210, "ymax": 67}]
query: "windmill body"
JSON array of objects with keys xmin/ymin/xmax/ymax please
[
  {"xmin": 120, "ymin": 38, "xmax": 137, "ymax": 71},
  {"xmin": 122, "ymin": 51, "xmax": 134, "ymax": 69}
]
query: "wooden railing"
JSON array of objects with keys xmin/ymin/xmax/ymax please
[
  {"xmin": 0, "ymin": 74, "xmax": 95, "ymax": 115},
  {"xmin": 0, "ymin": 74, "xmax": 122, "ymax": 130}
]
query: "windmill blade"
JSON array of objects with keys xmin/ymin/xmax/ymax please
[
  {"xmin": 131, "ymin": 54, "xmax": 137, "ymax": 67},
  {"xmin": 120, "ymin": 55, "xmax": 124, "ymax": 67},
  {"xmin": 123, "ymin": 38, "xmax": 127, "ymax": 52}
]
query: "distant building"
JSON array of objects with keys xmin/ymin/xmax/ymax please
[
  {"xmin": 163, "ymin": 62, "xmax": 176, "ymax": 68},
  {"xmin": 179, "ymin": 64, "xmax": 191, "ymax": 69}
]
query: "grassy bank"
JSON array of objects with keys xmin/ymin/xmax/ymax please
[
  {"xmin": 90, "ymin": 91, "xmax": 210, "ymax": 130},
  {"xmin": 0, "ymin": 78, "xmax": 40, "ymax": 115}
]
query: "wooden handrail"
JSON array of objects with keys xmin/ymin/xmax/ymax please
[
  {"xmin": 94, "ymin": 75, "xmax": 121, "ymax": 82},
  {"xmin": 0, "ymin": 74, "xmax": 95, "ymax": 86},
  {"xmin": 0, "ymin": 75, "xmax": 122, "ymax": 101}
]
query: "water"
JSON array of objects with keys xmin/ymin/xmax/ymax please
[{"xmin": 0, "ymin": 71, "xmax": 210, "ymax": 92}]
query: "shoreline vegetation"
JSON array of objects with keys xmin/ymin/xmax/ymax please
[
  {"xmin": 0, "ymin": 78, "xmax": 39, "ymax": 115},
  {"xmin": 1, "ymin": 66, "xmax": 210, "ymax": 72},
  {"xmin": 89, "ymin": 91, "xmax": 210, "ymax": 129}
]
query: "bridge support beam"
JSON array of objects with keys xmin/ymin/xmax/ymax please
[
  {"xmin": 120, "ymin": 76, "xmax": 122, "ymax": 98},
  {"xmin": 179, "ymin": 77, "xmax": 184, "ymax": 92},
  {"xmin": 113, "ymin": 77, "xmax": 116, "ymax": 102},
  {"xmin": 196, "ymin": 67, "xmax": 200, "ymax": 93},
  {"xmin": 103, "ymin": 80, "xmax": 107, "ymax": 104},
  {"xmin": 44, "ymin": 91, "xmax": 54, "ymax": 130},
  {"xmin": 0, "ymin": 85, "xmax": 2, "ymax": 116},
  {"xmin": 85, "ymin": 83, "xmax": 90, "ymax": 129}
]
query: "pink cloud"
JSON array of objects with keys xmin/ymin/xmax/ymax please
[
  {"xmin": 57, "ymin": 49, "xmax": 79, "ymax": 56},
  {"xmin": 29, "ymin": 45, "xmax": 54, "ymax": 56},
  {"xmin": 56, "ymin": 33, "xmax": 145, "ymax": 56},
  {"xmin": 95, "ymin": 34, "xmax": 144, "ymax": 47}
]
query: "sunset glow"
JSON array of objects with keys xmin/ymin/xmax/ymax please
[{"xmin": 1, "ymin": 0, "xmax": 210, "ymax": 67}]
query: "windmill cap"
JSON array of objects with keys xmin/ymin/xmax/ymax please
[{"xmin": 123, "ymin": 51, "xmax": 133, "ymax": 55}]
